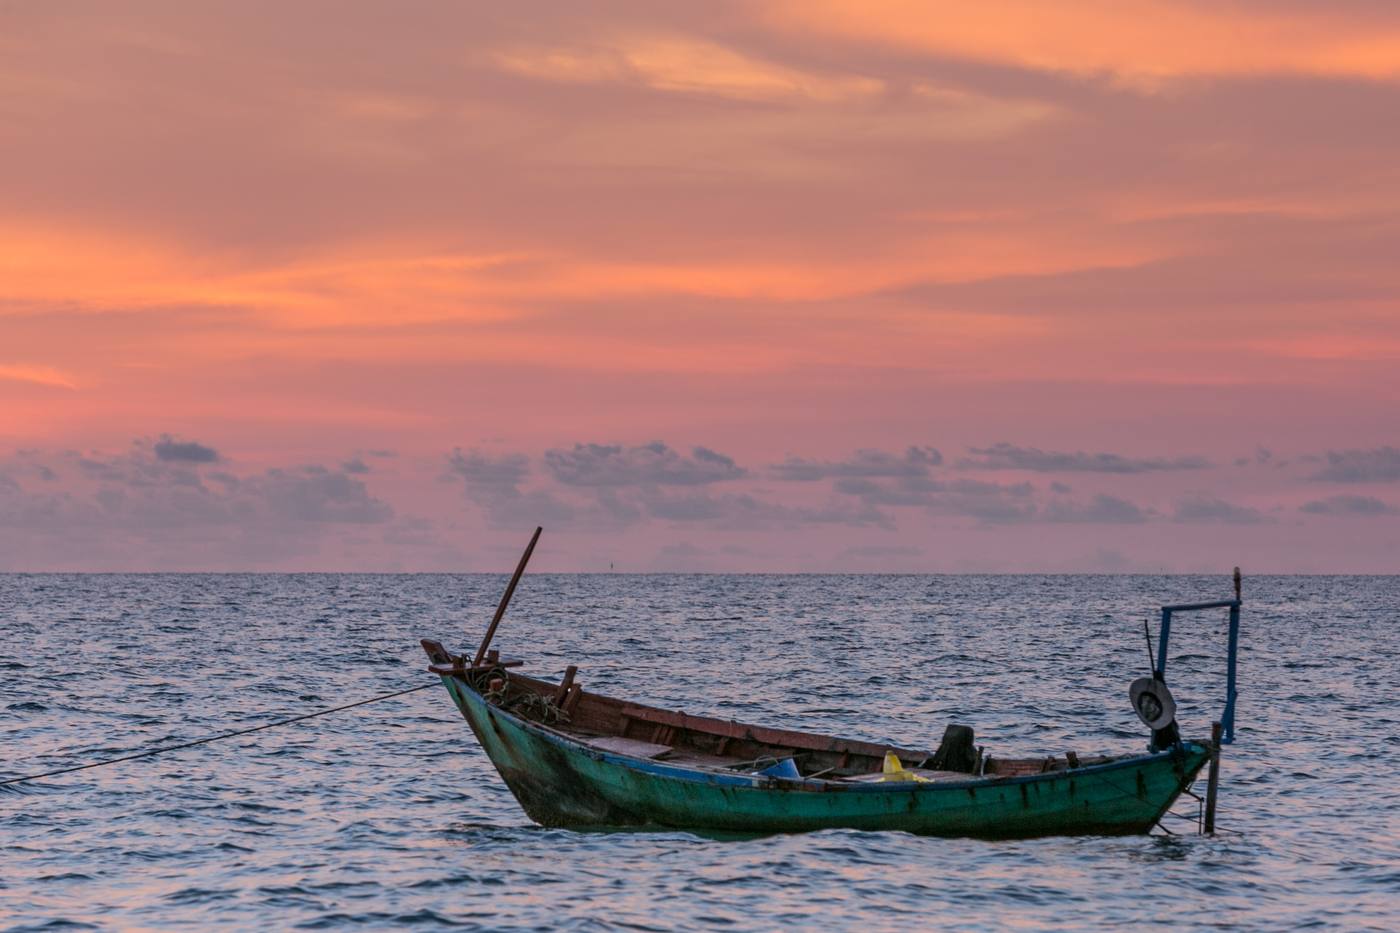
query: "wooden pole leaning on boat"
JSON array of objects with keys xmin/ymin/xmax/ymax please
[
  {"xmin": 1204, "ymin": 720, "xmax": 1223, "ymax": 835},
  {"xmin": 473, "ymin": 526, "xmax": 543, "ymax": 668}
]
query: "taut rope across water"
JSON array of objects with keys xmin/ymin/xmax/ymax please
[{"xmin": 0, "ymin": 682, "xmax": 435, "ymax": 788}]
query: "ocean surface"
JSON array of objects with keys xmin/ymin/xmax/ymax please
[{"xmin": 2, "ymin": 574, "xmax": 1397, "ymax": 931}]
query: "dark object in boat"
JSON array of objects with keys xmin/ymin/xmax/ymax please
[{"xmin": 926, "ymin": 724, "xmax": 978, "ymax": 773}]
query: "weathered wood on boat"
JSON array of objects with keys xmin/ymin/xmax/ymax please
[
  {"xmin": 472, "ymin": 526, "xmax": 541, "ymax": 667},
  {"xmin": 426, "ymin": 659, "xmax": 523, "ymax": 676},
  {"xmin": 553, "ymin": 665, "xmax": 577, "ymax": 705},
  {"xmin": 563, "ymin": 683, "xmax": 583, "ymax": 716},
  {"xmin": 614, "ymin": 701, "xmax": 930, "ymax": 764},
  {"xmin": 424, "ymin": 653, "xmax": 1211, "ymax": 839},
  {"xmin": 588, "ymin": 736, "xmax": 674, "ymax": 759}
]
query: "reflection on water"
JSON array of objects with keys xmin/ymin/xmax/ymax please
[{"xmin": 2, "ymin": 574, "xmax": 1398, "ymax": 929}]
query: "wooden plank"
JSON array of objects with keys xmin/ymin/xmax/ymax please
[
  {"xmin": 421, "ymin": 639, "xmax": 453, "ymax": 665},
  {"xmin": 615, "ymin": 702, "xmax": 928, "ymax": 761},
  {"xmin": 427, "ymin": 659, "xmax": 523, "ymax": 675},
  {"xmin": 662, "ymin": 750, "xmax": 746, "ymax": 770},
  {"xmin": 989, "ymin": 754, "xmax": 1115, "ymax": 777},
  {"xmin": 587, "ymin": 736, "xmax": 674, "ymax": 759},
  {"xmin": 478, "ymin": 670, "xmax": 927, "ymax": 763},
  {"xmin": 1204, "ymin": 721, "xmax": 1223, "ymax": 834},
  {"xmin": 553, "ymin": 665, "xmax": 577, "ymax": 705}
]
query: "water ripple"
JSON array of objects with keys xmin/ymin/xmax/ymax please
[{"xmin": 1, "ymin": 573, "xmax": 1397, "ymax": 930}]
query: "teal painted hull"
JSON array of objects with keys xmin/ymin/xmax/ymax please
[{"xmin": 438, "ymin": 676, "xmax": 1209, "ymax": 839}]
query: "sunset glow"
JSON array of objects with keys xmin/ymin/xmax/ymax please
[{"xmin": 2, "ymin": 1, "xmax": 1398, "ymax": 571}]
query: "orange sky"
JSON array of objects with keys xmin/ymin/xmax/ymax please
[{"xmin": 2, "ymin": 1, "xmax": 1399, "ymax": 571}]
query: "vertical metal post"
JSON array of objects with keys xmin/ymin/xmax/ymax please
[
  {"xmin": 1223, "ymin": 603, "xmax": 1240, "ymax": 744},
  {"xmin": 1204, "ymin": 720, "xmax": 1223, "ymax": 834},
  {"xmin": 1155, "ymin": 608, "xmax": 1172, "ymax": 681}
]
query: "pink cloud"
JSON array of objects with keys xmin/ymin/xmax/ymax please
[{"xmin": 1, "ymin": 3, "xmax": 1397, "ymax": 569}]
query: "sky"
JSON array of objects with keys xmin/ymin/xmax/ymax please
[{"xmin": 2, "ymin": 0, "xmax": 1399, "ymax": 572}]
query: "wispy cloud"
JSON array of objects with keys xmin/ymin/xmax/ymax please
[
  {"xmin": 3, "ymin": 3, "xmax": 1399, "ymax": 571},
  {"xmin": 153, "ymin": 434, "xmax": 219, "ymax": 463},
  {"xmin": 446, "ymin": 448, "xmax": 577, "ymax": 528},
  {"xmin": 1311, "ymin": 447, "xmax": 1400, "ymax": 483},
  {"xmin": 494, "ymin": 36, "xmax": 883, "ymax": 104},
  {"xmin": 1173, "ymin": 495, "xmax": 1270, "ymax": 525},
  {"xmin": 771, "ymin": 446, "xmax": 941, "ymax": 481},
  {"xmin": 763, "ymin": 0, "xmax": 1400, "ymax": 83},
  {"xmin": 544, "ymin": 442, "xmax": 745, "ymax": 487},
  {"xmin": 0, "ymin": 363, "xmax": 79, "ymax": 389},
  {"xmin": 959, "ymin": 443, "xmax": 1210, "ymax": 474},
  {"xmin": 639, "ymin": 489, "xmax": 892, "ymax": 529},
  {"xmin": 0, "ymin": 438, "xmax": 398, "ymax": 570},
  {"xmin": 1300, "ymin": 494, "xmax": 1399, "ymax": 516},
  {"xmin": 1042, "ymin": 494, "xmax": 1152, "ymax": 524}
]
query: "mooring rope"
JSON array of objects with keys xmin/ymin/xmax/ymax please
[{"xmin": 0, "ymin": 682, "xmax": 437, "ymax": 788}]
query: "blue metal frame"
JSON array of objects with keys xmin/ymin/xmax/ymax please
[{"xmin": 1154, "ymin": 598, "xmax": 1241, "ymax": 744}]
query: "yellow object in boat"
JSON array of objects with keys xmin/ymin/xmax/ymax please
[{"xmin": 880, "ymin": 751, "xmax": 930, "ymax": 783}]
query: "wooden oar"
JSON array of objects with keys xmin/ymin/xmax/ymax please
[{"xmin": 473, "ymin": 526, "xmax": 543, "ymax": 667}]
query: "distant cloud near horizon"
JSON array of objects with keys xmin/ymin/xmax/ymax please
[
  {"xmin": 827, "ymin": 472, "xmax": 1153, "ymax": 525},
  {"xmin": 1299, "ymin": 495, "xmax": 1399, "ymax": 516},
  {"xmin": 450, "ymin": 443, "xmax": 883, "ymax": 531},
  {"xmin": 1042, "ymin": 494, "xmax": 1151, "ymax": 524},
  {"xmin": 152, "ymin": 435, "xmax": 219, "ymax": 463},
  {"xmin": 960, "ymin": 443, "xmax": 1210, "ymax": 474},
  {"xmin": 255, "ymin": 466, "xmax": 393, "ymax": 524},
  {"xmin": 0, "ymin": 438, "xmax": 395, "ymax": 570},
  {"xmin": 448, "ymin": 449, "xmax": 530, "ymax": 488},
  {"xmin": 771, "ymin": 447, "xmax": 942, "ymax": 481},
  {"xmin": 638, "ymin": 489, "xmax": 893, "ymax": 530},
  {"xmin": 1311, "ymin": 447, "xmax": 1400, "ymax": 483},
  {"xmin": 4, "ymin": 434, "xmax": 1399, "ymax": 571},
  {"xmin": 544, "ymin": 442, "xmax": 745, "ymax": 487},
  {"xmin": 1173, "ymin": 496, "xmax": 1269, "ymax": 525},
  {"xmin": 447, "ymin": 448, "xmax": 576, "ymax": 529}
]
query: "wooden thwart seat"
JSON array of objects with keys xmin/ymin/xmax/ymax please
[{"xmin": 587, "ymin": 736, "xmax": 674, "ymax": 759}]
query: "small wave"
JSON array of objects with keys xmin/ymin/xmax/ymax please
[
  {"xmin": 4, "ymin": 920, "xmax": 101, "ymax": 931},
  {"xmin": 214, "ymin": 841, "xmax": 255, "ymax": 852},
  {"xmin": 164, "ymin": 887, "xmax": 237, "ymax": 905}
]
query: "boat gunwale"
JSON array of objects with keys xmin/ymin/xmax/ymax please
[{"xmin": 442, "ymin": 672, "xmax": 1208, "ymax": 796}]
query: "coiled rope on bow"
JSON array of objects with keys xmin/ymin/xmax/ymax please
[{"xmin": 476, "ymin": 666, "xmax": 569, "ymax": 725}]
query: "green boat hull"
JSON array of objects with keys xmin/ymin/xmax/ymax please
[{"xmin": 438, "ymin": 675, "xmax": 1210, "ymax": 839}]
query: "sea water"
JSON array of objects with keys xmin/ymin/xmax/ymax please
[{"xmin": 2, "ymin": 574, "xmax": 1397, "ymax": 930}]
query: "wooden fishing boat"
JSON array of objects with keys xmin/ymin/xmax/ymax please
[{"xmin": 421, "ymin": 530, "xmax": 1242, "ymax": 839}]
